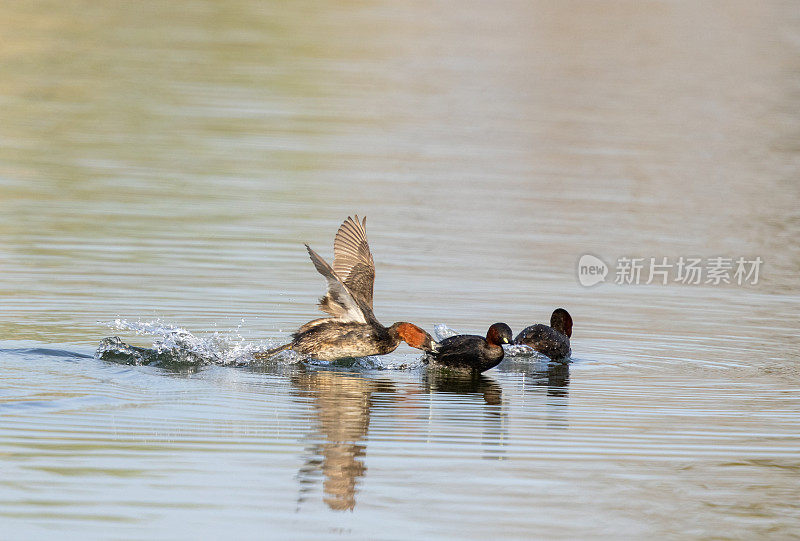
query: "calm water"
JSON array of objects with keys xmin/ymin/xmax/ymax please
[{"xmin": 2, "ymin": 0, "xmax": 800, "ymax": 538}]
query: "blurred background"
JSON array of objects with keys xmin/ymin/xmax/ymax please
[
  {"xmin": 1, "ymin": 1, "xmax": 799, "ymax": 538},
  {"xmin": 1, "ymin": 0, "xmax": 798, "ymax": 346}
]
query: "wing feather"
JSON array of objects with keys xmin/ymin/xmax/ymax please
[
  {"xmin": 332, "ymin": 215, "xmax": 375, "ymax": 308},
  {"xmin": 305, "ymin": 244, "xmax": 367, "ymax": 324}
]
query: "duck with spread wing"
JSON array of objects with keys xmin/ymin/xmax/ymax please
[{"xmin": 256, "ymin": 216, "xmax": 437, "ymax": 362}]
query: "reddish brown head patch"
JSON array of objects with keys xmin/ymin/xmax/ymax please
[
  {"xmin": 394, "ymin": 322, "xmax": 435, "ymax": 351},
  {"xmin": 485, "ymin": 322, "xmax": 513, "ymax": 346}
]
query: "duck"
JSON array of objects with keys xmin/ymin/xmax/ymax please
[
  {"xmin": 513, "ymin": 308, "xmax": 572, "ymax": 360},
  {"xmin": 256, "ymin": 215, "xmax": 437, "ymax": 362},
  {"xmin": 425, "ymin": 323, "xmax": 512, "ymax": 372}
]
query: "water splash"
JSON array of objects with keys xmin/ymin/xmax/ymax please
[
  {"xmin": 504, "ymin": 344, "xmax": 537, "ymax": 357},
  {"xmin": 96, "ymin": 319, "xmax": 300, "ymax": 367},
  {"xmin": 96, "ymin": 319, "xmax": 445, "ymax": 370},
  {"xmin": 433, "ymin": 323, "xmax": 459, "ymax": 342},
  {"xmin": 301, "ymin": 352, "xmax": 427, "ymax": 371},
  {"xmin": 305, "ymin": 356, "xmax": 382, "ymax": 370}
]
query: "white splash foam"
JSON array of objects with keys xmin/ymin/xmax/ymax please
[
  {"xmin": 98, "ymin": 319, "xmax": 436, "ymax": 369},
  {"xmin": 433, "ymin": 323, "xmax": 459, "ymax": 342},
  {"xmin": 503, "ymin": 344, "xmax": 537, "ymax": 357},
  {"xmin": 101, "ymin": 318, "xmax": 296, "ymax": 366}
]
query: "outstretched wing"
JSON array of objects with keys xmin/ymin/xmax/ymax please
[
  {"xmin": 305, "ymin": 244, "xmax": 367, "ymax": 324},
  {"xmin": 332, "ymin": 215, "xmax": 375, "ymax": 308}
]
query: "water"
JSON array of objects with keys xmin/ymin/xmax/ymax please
[{"xmin": 2, "ymin": 0, "xmax": 800, "ymax": 538}]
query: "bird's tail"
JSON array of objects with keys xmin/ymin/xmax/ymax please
[{"xmin": 253, "ymin": 342, "xmax": 293, "ymax": 360}]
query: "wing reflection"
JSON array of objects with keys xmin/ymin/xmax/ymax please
[{"xmin": 291, "ymin": 368, "xmax": 394, "ymax": 511}]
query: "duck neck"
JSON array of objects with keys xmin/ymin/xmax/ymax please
[
  {"xmin": 371, "ymin": 323, "xmax": 400, "ymax": 355},
  {"xmin": 388, "ymin": 321, "xmax": 431, "ymax": 351},
  {"xmin": 386, "ymin": 322, "xmax": 405, "ymax": 347}
]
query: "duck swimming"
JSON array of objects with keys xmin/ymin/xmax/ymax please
[
  {"xmin": 513, "ymin": 308, "xmax": 572, "ymax": 360},
  {"xmin": 425, "ymin": 323, "xmax": 512, "ymax": 372},
  {"xmin": 256, "ymin": 216, "xmax": 437, "ymax": 362}
]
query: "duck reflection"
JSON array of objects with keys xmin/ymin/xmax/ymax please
[
  {"xmin": 498, "ymin": 355, "xmax": 571, "ymax": 398},
  {"xmin": 420, "ymin": 369, "xmax": 506, "ymax": 459},
  {"xmin": 543, "ymin": 362, "xmax": 570, "ymax": 398},
  {"xmin": 498, "ymin": 356, "xmax": 571, "ymax": 429},
  {"xmin": 291, "ymin": 368, "xmax": 394, "ymax": 511},
  {"xmin": 421, "ymin": 369, "xmax": 503, "ymax": 406}
]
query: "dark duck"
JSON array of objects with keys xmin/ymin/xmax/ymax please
[
  {"xmin": 256, "ymin": 216, "xmax": 437, "ymax": 362},
  {"xmin": 425, "ymin": 323, "xmax": 513, "ymax": 373},
  {"xmin": 513, "ymin": 308, "xmax": 573, "ymax": 360}
]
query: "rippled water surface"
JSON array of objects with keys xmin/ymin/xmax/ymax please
[{"xmin": 2, "ymin": 0, "xmax": 800, "ymax": 538}]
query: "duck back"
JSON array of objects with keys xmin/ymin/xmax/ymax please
[
  {"xmin": 514, "ymin": 324, "xmax": 570, "ymax": 360},
  {"xmin": 428, "ymin": 335, "xmax": 504, "ymax": 372},
  {"xmin": 292, "ymin": 321, "xmax": 398, "ymax": 361}
]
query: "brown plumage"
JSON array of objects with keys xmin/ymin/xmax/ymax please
[
  {"xmin": 256, "ymin": 216, "xmax": 437, "ymax": 362},
  {"xmin": 513, "ymin": 308, "xmax": 573, "ymax": 360},
  {"xmin": 333, "ymin": 215, "xmax": 374, "ymax": 308},
  {"xmin": 425, "ymin": 323, "xmax": 513, "ymax": 373}
]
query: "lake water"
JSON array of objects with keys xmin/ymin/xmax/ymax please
[{"xmin": 2, "ymin": 0, "xmax": 800, "ymax": 538}]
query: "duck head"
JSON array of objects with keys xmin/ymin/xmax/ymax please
[
  {"xmin": 550, "ymin": 308, "xmax": 573, "ymax": 338},
  {"xmin": 485, "ymin": 322, "xmax": 513, "ymax": 347}
]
